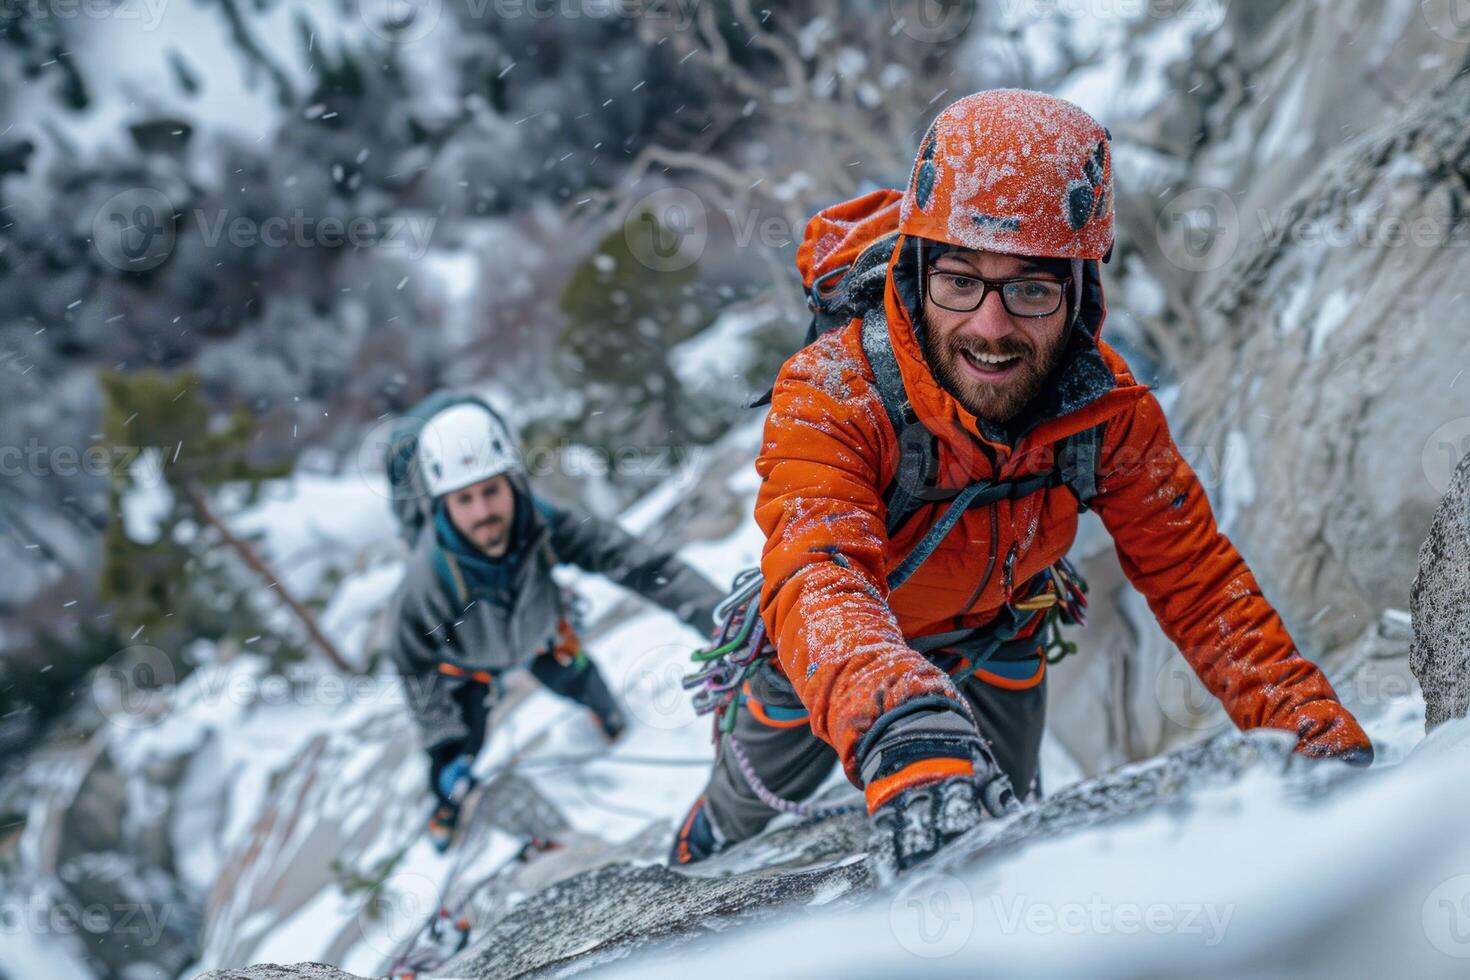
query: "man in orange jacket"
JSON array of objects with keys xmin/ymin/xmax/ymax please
[{"xmin": 672, "ymin": 89, "xmax": 1373, "ymax": 875}]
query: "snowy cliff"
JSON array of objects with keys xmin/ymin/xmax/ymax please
[{"xmin": 4, "ymin": 3, "xmax": 1470, "ymax": 979}]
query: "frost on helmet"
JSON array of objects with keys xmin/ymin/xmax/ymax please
[{"xmin": 898, "ymin": 88, "xmax": 1114, "ymax": 261}]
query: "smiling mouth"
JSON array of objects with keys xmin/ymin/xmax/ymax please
[{"xmin": 959, "ymin": 348, "xmax": 1024, "ymax": 379}]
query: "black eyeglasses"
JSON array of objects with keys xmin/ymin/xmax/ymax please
[{"xmin": 926, "ymin": 268, "xmax": 1070, "ymax": 318}]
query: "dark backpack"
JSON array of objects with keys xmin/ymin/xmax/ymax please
[{"xmin": 383, "ymin": 390, "xmax": 506, "ymax": 545}]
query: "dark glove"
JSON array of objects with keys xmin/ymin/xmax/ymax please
[
  {"xmin": 869, "ymin": 771, "xmax": 1018, "ymax": 882},
  {"xmin": 1290, "ymin": 701, "xmax": 1375, "ymax": 767},
  {"xmin": 857, "ymin": 698, "xmax": 1020, "ymax": 883}
]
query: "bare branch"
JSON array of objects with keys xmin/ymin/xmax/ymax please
[{"xmin": 187, "ymin": 485, "xmax": 352, "ymax": 672}]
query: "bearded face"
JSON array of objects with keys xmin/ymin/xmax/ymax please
[
  {"xmin": 444, "ymin": 473, "xmax": 516, "ymax": 557},
  {"xmin": 919, "ymin": 248, "xmax": 1072, "ymax": 427}
]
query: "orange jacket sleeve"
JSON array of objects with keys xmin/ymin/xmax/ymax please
[
  {"xmin": 753, "ymin": 342, "xmax": 965, "ymax": 782},
  {"xmin": 1089, "ymin": 391, "xmax": 1369, "ymax": 754}
]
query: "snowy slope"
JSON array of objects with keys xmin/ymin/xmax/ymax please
[
  {"xmin": 175, "ymin": 400, "xmax": 1440, "ymax": 980},
  {"xmin": 173, "ymin": 410, "xmax": 773, "ymax": 975},
  {"xmin": 8, "ymin": 4, "xmax": 1467, "ymax": 976},
  {"xmin": 610, "ymin": 712, "xmax": 1465, "ymax": 980}
]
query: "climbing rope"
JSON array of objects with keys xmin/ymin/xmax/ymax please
[
  {"xmin": 725, "ymin": 734, "xmax": 861, "ymax": 820},
  {"xmin": 384, "ymin": 711, "xmax": 706, "ymax": 978},
  {"xmin": 488, "ymin": 750, "xmax": 712, "ymax": 772}
]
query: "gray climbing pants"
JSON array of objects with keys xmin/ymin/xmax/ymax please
[{"xmin": 699, "ymin": 655, "xmax": 1048, "ymax": 843}]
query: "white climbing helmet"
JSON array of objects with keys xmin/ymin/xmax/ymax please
[{"xmin": 417, "ymin": 402, "xmax": 521, "ymax": 498}]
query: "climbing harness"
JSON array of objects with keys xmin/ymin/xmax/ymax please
[{"xmin": 683, "ymin": 555, "xmax": 1087, "ymax": 821}]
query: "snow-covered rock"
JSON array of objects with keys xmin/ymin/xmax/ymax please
[
  {"xmin": 1165, "ymin": 36, "xmax": 1470, "ymax": 659},
  {"xmin": 610, "ymin": 719, "xmax": 1470, "ymax": 980},
  {"xmin": 1411, "ymin": 453, "xmax": 1470, "ymax": 730},
  {"xmin": 6, "ymin": 5, "xmax": 1467, "ymax": 980},
  {"xmin": 1049, "ymin": 3, "xmax": 1470, "ymax": 773},
  {"xmin": 195, "ymin": 965, "xmax": 367, "ymax": 980}
]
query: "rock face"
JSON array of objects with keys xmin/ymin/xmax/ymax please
[
  {"xmin": 9, "ymin": 727, "xmax": 203, "ymax": 979},
  {"xmin": 436, "ymin": 792, "xmax": 870, "ymax": 979},
  {"xmin": 1048, "ymin": 4, "xmax": 1470, "ymax": 774},
  {"xmin": 194, "ymin": 964, "xmax": 368, "ymax": 980},
  {"xmin": 1411, "ymin": 454, "xmax": 1470, "ymax": 730},
  {"xmin": 197, "ymin": 706, "xmax": 427, "ymax": 970},
  {"xmin": 1177, "ymin": 61, "xmax": 1470, "ymax": 655},
  {"xmin": 439, "ymin": 732, "xmax": 1303, "ymax": 978},
  {"xmin": 8, "ymin": 5, "xmax": 1464, "ymax": 979},
  {"xmin": 208, "ymin": 730, "xmax": 1311, "ymax": 980}
]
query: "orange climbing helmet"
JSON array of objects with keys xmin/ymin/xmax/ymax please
[{"xmin": 899, "ymin": 89, "xmax": 1114, "ymax": 262}]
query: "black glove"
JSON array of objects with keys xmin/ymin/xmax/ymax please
[
  {"xmin": 869, "ymin": 771, "xmax": 1019, "ymax": 882},
  {"xmin": 857, "ymin": 698, "xmax": 1020, "ymax": 882}
]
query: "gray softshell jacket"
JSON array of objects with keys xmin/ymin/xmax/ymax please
[{"xmin": 390, "ymin": 478, "xmax": 724, "ymax": 751}]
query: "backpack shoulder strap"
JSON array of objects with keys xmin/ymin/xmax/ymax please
[
  {"xmin": 1056, "ymin": 422, "xmax": 1105, "ymax": 511},
  {"xmin": 859, "ymin": 306, "xmax": 936, "ymax": 537},
  {"xmin": 433, "ymin": 546, "xmax": 469, "ymax": 607}
]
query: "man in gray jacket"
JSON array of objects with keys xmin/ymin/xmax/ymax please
[{"xmin": 389, "ymin": 400, "xmax": 723, "ymax": 850}]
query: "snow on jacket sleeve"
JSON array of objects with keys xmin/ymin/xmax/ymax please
[
  {"xmin": 753, "ymin": 342, "xmax": 969, "ymax": 783},
  {"xmin": 1088, "ymin": 390, "xmax": 1371, "ymax": 756},
  {"xmin": 389, "ymin": 580, "xmax": 473, "ymax": 753},
  {"xmin": 544, "ymin": 500, "xmax": 725, "ymax": 631}
]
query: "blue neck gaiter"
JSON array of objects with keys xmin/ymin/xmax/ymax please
[{"xmin": 433, "ymin": 484, "xmax": 532, "ymax": 605}]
